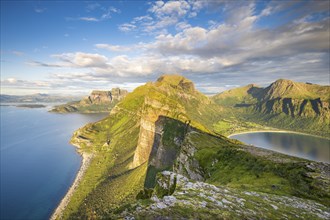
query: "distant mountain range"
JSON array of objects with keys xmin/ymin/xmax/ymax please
[
  {"xmin": 0, "ymin": 93, "xmax": 82, "ymax": 103},
  {"xmin": 57, "ymin": 74, "xmax": 329, "ymax": 220},
  {"xmin": 50, "ymin": 88, "xmax": 128, "ymax": 113},
  {"xmin": 213, "ymin": 79, "xmax": 330, "ymax": 136}
]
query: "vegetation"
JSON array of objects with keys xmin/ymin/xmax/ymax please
[
  {"xmin": 190, "ymin": 131, "xmax": 329, "ymax": 206},
  {"xmin": 212, "ymin": 79, "xmax": 330, "ymax": 138},
  {"xmin": 59, "ymin": 75, "xmax": 329, "ymax": 219}
]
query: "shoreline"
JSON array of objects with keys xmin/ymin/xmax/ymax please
[
  {"xmin": 227, "ymin": 129, "xmax": 329, "ymax": 139},
  {"xmin": 50, "ymin": 151, "xmax": 93, "ymax": 220}
]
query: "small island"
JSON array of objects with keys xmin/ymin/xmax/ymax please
[{"xmin": 16, "ymin": 104, "xmax": 46, "ymax": 108}]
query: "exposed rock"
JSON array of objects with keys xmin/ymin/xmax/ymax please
[
  {"xmin": 80, "ymin": 88, "xmax": 128, "ymax": 105},
  {"xmin": 130, "ymin": 171, "xmax": 330, "ymax": 219},
  {"xmin": 174, "ymin": 132, "xmax": 204, "ymax": 181},
  {"xmin": 131, "ymin": 97, "xmax": 187, "ymax": 168},
  {"xmin": 51, "ymin": 88, "xmax": 128, "ymax": 113}
]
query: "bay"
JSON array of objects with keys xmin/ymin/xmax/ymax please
[
  {"xmin": 0, "ymin": 106, "xmax": 107, "ymax": 220},
  {"xmin": 230, "ymin": 132, "xmax": 330, "ymax": 163}
]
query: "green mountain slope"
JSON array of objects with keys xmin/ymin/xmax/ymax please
[
  {"xmin": 51, "ymin": 88, "xmax": 128, "ymax": 113},
  {"xmin": 212, "ymin": 79, "xmax": 330, "ymax": 137},
  {"xmin": 59, "ymin": 75, "xmax": 329, "ymax": 219}
]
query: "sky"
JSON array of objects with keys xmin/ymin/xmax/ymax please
[{"xmin": 1, "ymin": 0, "xmax": 329, "ymax": 95}]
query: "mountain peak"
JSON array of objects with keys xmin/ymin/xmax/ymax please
[
  {"xmin": 155, "ymin": 74, "xmax": 195, "ymax": 92},
  {"xmin": 272, "ymin": 78, "xmax": 295, "ymax": 86}
]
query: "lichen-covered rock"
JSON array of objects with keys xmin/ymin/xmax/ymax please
[
  {"xmin": 174, "ymin": 133, "xmax": 204, "ymax": 181},
  {"xmin": 129, "ymin": 171, "xmax": 330, "ymax": 219}
]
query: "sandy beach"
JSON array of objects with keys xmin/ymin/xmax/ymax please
[{"xmin": 50, "ymin": 152, "xmax": 93, "ymax": 220}]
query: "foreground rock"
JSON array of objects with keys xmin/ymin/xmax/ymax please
[{"xmin": 125, "ymin": 171, "xmax": 330, "ymax": 219}]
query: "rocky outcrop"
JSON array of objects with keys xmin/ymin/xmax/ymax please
[
  {"xmin": 124, "ymin": 171, "xmax": 330, "ymax": 219},
  {"xmin": 80, "ymin": 88, "xmax": 128, "ymax": 105},
  {"xmin": 174, "ymin": 132, "xmax": 204, "ymax": 181},
  {"xmin": 51, "ymin": 88, "xmax": 128, "ymax": 113}
]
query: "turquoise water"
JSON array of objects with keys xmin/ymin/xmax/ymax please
[
  {"xmin": 0, "ymin": 106, "xmax": 107, "ymax": 220},
  {"xmin": 230, "ymin": 132, "xmax": 330, "ymax": 163}
]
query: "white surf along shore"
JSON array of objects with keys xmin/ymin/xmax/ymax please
[{"xmin": 50, "ymin": 151, "xmax": 93, "ymax": 220}]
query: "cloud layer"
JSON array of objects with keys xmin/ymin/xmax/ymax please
[{"xmin": 3, "ymin": 0, "xmax": 329, "ymax": 94}]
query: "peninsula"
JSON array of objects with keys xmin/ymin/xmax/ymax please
[{"xmin": 54, "ymin": 75, "xmax": 330, "ymax": 219}]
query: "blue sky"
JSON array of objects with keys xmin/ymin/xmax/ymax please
[{"xmin": 1, "ymin": 0, "xmax": 329, "ymax": 95}]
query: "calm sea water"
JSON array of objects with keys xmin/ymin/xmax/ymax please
[
  {"xmin": 230, "ymin": 132, "xmax": 330, "ymax": 163},
  {"xmin": 0, "ymin": 106, "xmax": 107, "ymax": 220}
]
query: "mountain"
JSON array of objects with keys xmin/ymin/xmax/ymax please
[
  {"xmin": 57, "ymin": 75, "xmax": 329, "ymax": 219},
  {"xmin": 213, "ymin": 79, "xmax": 330, "ymax": 136},
  {"xmin": 50, "ymin": 88, "xmax": 128, "ymax": 113},
  {"xmin": 0, "ymin": 93, "xmax": 81, "ymax": 103}
]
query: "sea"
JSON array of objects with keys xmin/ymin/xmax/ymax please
[{"xmin": 0, "ymin": 105, "xmax": 107, "ymax": 220}]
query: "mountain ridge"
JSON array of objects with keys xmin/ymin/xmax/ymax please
[
  {"xmin": 212, "ymin": 79, "xmax": 330, "ymax": 136},
  {"xmin": 59, "ymin": 74, "xmax": 329, "ymax": 219}
]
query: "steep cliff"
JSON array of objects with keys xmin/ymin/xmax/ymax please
[{"xmin": 61, "ymin": 75, "xmax": 329, "ymax": 219}]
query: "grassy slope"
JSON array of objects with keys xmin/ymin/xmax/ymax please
[
  {"xmin": 212, "ymin": 79, "xmax": 330, "ymax": 137},
  {"xmin": 61, "ymin": 75, "xmax": 329, "ymax": 218},
  {"xmin": 189, "ymin": 131, "xmax": 329, "ymax": 206},
  {"xmin": 62, "ymin": 75, "xmax": 222, "ymax": 218},
  {"xmin": 62, "ymin": 110, "xmax": 141, "ymax": 218}
]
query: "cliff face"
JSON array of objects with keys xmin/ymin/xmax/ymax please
[
  {"xmin": 64, "ymin": 74, "xmax": 330, "ymax": 219},
  {"xmin": 131, "ymin": 96, "xmax": 187, "ymax": 169},
  {"xmin": 80, "ymin": 88, "xmax": 128, "ymax": 105},
  {"xmin": 51, "ymin": 88, "xmax": 128, "ymax": 113}
]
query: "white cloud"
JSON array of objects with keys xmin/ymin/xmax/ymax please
[
  {"xmin": 68, "ymin": 5, "xmax": 120, "ymax": 22},
  {"xmin": 5, "ymin": 78, "xmax": 18, "ymax": 83},
  {"xmin": 118, "ymin": 0, "xmax": 203, "ymax": 34},
  {"xmin": 132, "ymin": 15, "xmax": 153, "ymax": 24},
  {"xmin": 101, "ymin": 6, "xmax": 120, "ymax": 20},
  {"xmin": 25, "ymin": 1, "xmax": 329, "ymax": 94},
  {"xmin": 175, "ymin": 22, "xmax": 192, "ymax": 31},
  {"xmin": 95, "ymin": 44, "xmax": 131, "ymax": 52},
  {"xmin": 52, "ymin": 52, "xmax": 109, "ymax": 68},
  {"xmin": 149, "ymin": 0, "xmax": 190, "ymax": 18},
  {"xmin": 79, "ymin": 17, "xmax": 99, "ymax": 22},
  {"xmin": 118, "ymin": 23, "xmax": 137, "ymax": 32}
]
